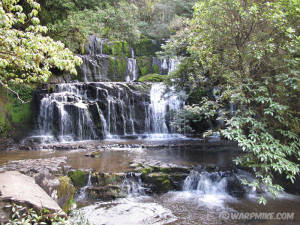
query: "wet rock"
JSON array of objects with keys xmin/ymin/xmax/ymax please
[
  {"xmin": 142, "ymin": 172, "xmax": 172, "ymax": 193},
  {"xmin": 0, "ymin": 171, "xmax": 64, "ymax": 215},
  {"xmin": 87, "ymin": 185, "xmax": 121, "ymax": 200},
  {"xmin": 85, "ymin": 150, "xmax": 101, "ymax": 158},
  {"xmin": 68, "ymin": 170, "xmax": 90, "ymax": 188}
]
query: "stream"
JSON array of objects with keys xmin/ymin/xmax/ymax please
[{"xmin": 1, "ymin": 139, "xmax": 300, "ymax": 225}]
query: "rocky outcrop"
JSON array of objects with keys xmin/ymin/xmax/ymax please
[
  {"xmin": 0, "ymin": 157, "xmax": 74, "ymax": 212},
  {"xmin": 0, "ymin": 171, "xmax": 64, "ymax": 214}
]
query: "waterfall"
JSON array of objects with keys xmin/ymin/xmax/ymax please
[
  {"xmin": 121, "ymin": 173, "xmax": 145, "ymax": 197},
  {"xmin": 26, "ymin": 82, "xmax": 184, "ymax": 143},
  {"xmin": 149, "ymin": 83, "xmax": 182, "ymax": 136},
  {"xmin": 125, "ymin": 58, "xmax": 138, "ymax": 82},
  {"xmin": 152, "ymin": 57, "xmax": 180, "ymax": 75},
  {"xmin": 183, "ymin": 171, "xmax": 227, "ymax": 194},
  {"xmin": 168, "ymin": 58, "xmax": 180, "ymax": 73},
  {"xmin": 77, "ymin": 172, "xmax": 92, "ymax": 201},
  {"xmin": 181, "ymin": 170, "xmax": 243, "ymax": 208}
]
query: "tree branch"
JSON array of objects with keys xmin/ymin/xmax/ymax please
[{"xmin": 0, "ymin": 80, "xmax": 30, "ymax": 104}]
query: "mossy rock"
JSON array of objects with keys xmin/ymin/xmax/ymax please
[
  {"xmin": 134, "ymin": 38, "xmax": 161, "ymax": 57},
  {"xmin": 136, "ymin": 56, "xmax": 153, "ymax": 76},
  {"xmin": 108, "ymin": 56, "xmax": 127, "ymax": 81},
  {"xmin": 139, "ymin": 167, "xmax": 153, "ymax": 176},
  {"xmin": 143, "ymin": 172, "xmax": 172, "ymax": 193},
  {"xmin": 104, "ymin": 41, "xmax": 130, "ymax": 57},
  {"xmin": 68, "ymin": 170, "xmax": 89, "ymax": 187},
  {"xmin": 91, "ymin": 172, "xmax": 123, "ymax": 186},
  {"xmin": 138, "ymin": 74, "xmax": 166, "ymax": 82},
  {"xmin": 57, "ymin": 176, "xmax": 75, "ymax": 213}
]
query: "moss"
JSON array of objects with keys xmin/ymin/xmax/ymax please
[
  {"xmin": 138, "ymin": 74, "xmax": 166, "ymax": 82},
  {"xmin": 136, "ymin": 56, "xmax": 152, "ymax": 76},
  {"xmin": 0, "ymin": 85, "xmax": 33, "ymax": 139},
  {"xmin": 139, "ymin": 167, "xmax": 153, "ymax": 176},
  {"xmin": 107, "ymin": 56, "xmax": 127, "ymax": 81},
  {"xmin": 103, "ymin": 173, "xmax": 122, "ymax": 185},
  {"xmin": 57, "ymin": 176, "xmax": 75, "ymax": 213},
  {"xmin": 68, "ymin": 170, "xmax": 89, "ymax": 187},
  {"xmin": 103, "ymin": 43, "xmax": 112, "ymax": 55},
  {"xmin": 146, "ymin": 173, "xmax": 171, "ymax": 193},
  {"xmin": 153, "ymin": 65, "xmax": 160, "ymax": 74},
  {"xmin": 134, "ymin": 38, "xmax": 161, "ymax": 57},
  {"xmin": 110, "ymin": 41, "xmax": 130, "ymax": 57},
  {"xmin": 133, "ymin": 83, "xmax": 152, "ymax": 94}
]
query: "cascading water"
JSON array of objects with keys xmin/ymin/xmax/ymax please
[
  {"xmin": 152, "ymin": 57, "xmax": 180, "ymax": 75},
  {"xmin": 77, "ymin": 171, "xmax": 92, "ymax": 201},
  {"xmin": 125, "ymin": 58, "xmax": 138, "ymax": 82},
  {"xmin": 148, "ymin": 83, "xmax": 183, "ymax": 139},
  {"xmin": 121, "ymin": 173, "xmax": 145, "ymax": 197},
  {"xmin": 181, "ymin": 170, "xmax": 238, "ymax": 208},
  {"xmin": 27, "ymin": 82, "xmax": 183, "ymax": 143}
]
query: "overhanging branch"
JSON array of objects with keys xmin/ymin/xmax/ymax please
[{"xmin": 0, "ymin": 80, "xmax": 30, "ymax": 104}]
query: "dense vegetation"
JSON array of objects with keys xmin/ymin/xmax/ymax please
[
  {"xmin": 164, "ymin": 0, "xmax": 300, "ymax": 203},
  {"xmin": 39, "ymin": 0, "xmax": 197, "ymax": 52}
]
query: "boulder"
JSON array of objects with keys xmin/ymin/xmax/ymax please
[{"xmin": 0, "ymin": 171, "xmax": 64, "ymax": 214}]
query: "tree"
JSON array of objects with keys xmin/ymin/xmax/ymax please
[
  {"xmin": 0, "ymin": 0, "xmax": 82, "ymax": 102},
  {"xmin": 165, "ymin": 0, "xmax": 300, "ymax": 203}
]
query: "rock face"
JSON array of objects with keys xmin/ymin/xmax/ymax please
[
  {"xmin": 0, "ymin": 171, "xmax": 64, "ymax": 214},
  {"xmin": 28, "ymin": 82, "xmax": 182, "ymax": 143}
]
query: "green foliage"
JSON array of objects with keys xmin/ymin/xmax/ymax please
[
  {"xmin": 0, "ymin": 0, "xmax": 82, "ymax": 89},
  {"xmin": 136, "ymin": 56, "xmax": 153, "ymax": 76},
  {"xmin": 38, "ymin": 0, "xmax": 197, "ymax": 52},
  {"xmin": 43, "ymin": 1, "xmax": 141, "ymax": 53},
  {"xmin": 5, "ymin": 203, "xmax": 67, "ymax": 225},
  {"xmin": 138, "ymin": 74, "xmax": 166, "ymax": 82},
  {"xmin": 0, "ymin": 85, "xmax": 33, "ymax": 138},
  {"xmin": 165, "ymin": 0, "xmax": 300, "ymax": 202},
  {"xmin": 187, "ymin": 88, "xmax": 208, "ymax": 105},
  {"xmin": 134, "ymin": 38, "xmax": 160, "ymax": 57}
]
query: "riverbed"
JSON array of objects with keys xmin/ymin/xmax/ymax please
[{"xmin": 1, "ymin": 139, "xmax": 299, "ymax": 225}]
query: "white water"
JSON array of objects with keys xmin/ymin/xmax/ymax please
[
  {"xmin": 26, "ymin": 82, "xmax": 184, "ymax": 144},
  {"xmin": 179, "ymin": 170, "xmax": 236, "ymax": 209},
  {"xmin": 150, "ymin": 83, "xmax": 182, "ymax": 135},
  {"xmin": 126, "ymin": 58, "xmax": 138, "ymax": 82},
  {"xmin": 77, "ymin": 172, "xmax": 92, "ymax": 201},
  {"xmin": 121, "ymin": 173, "xmax": 145, "ymax": 197}
]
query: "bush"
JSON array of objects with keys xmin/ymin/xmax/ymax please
[{"xmin": 138, "ymin": 74, "xmax": 166, "ymax": 82}]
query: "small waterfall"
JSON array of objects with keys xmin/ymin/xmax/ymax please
[
  {"xmin": 152, "ymin": 57, "xmax": 180, "ymax": 75},
  {"xmin": 182, "ymin": 170, "xmax": 240, "ymax": 208},
  {"xmin": 37, "ymin": 84, "xmax": 98, "ymax": 142},
  {"xmin": 121, "ymin": 173, "xmax": 145, "ymax": 197},
  {"xmin": 126, "ymin": 58, "xmax": 139, "ymax": 82},
  {"xmin": 183, "ymin": 171, "xmax": 227, "ymax": 194},
  {"xmin": 77, "ymin": 172, "xmax": 92, "ymax": 201},
  {"xmin": 149, "ymin": 83, "xmax": 182, "ymax": 135}
]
